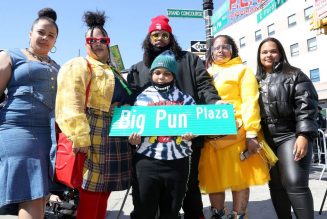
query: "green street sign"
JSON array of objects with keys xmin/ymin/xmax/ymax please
[
  {"xmin": 109, "ymin": 104, "xmax": 237, "ymax": 136},
  {"xmin": 257, "ymin": 0, "xmax": 287, "ymax": 23},
  {"xmin": 167, "ymin": 9, "xmax": 203, "ymax": 18},
  {"xmin": 212, "ymin": 13, "xmax": 228, "ymax": 36}
]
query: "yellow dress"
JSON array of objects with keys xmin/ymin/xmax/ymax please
[{"xmin": 199, "ymin": 57, "xmax": 270, "ymax": 193}]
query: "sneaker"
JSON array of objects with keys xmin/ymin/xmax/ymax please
[
  {"xmin": 227, "ymin": 211, "xmax": 246, "ymax": 219},
  {"xmin": 211, "ymin": 207, "xmax": 228, "ymax": 219}
]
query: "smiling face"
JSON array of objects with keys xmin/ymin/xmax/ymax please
[
  {"xmin": 151, "ymin": 67, "xmax": 174, "ymax": 84},
  {"xmin": 29, "ymin": 19, "xmax": 57, "ymax": 55},
  {"xmin": 259, "ymin": 41, "xmax": 281, "ymax": 73},
  {"xmin": 85, "ymin": 27, "xmax": 109, "ymax": 63},
  {"xmin": 212, "ymin": 36, "xmax": 233, "ymax": 65}
]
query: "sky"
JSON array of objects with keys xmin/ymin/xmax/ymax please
[{"xmin": 0, "ymin": 0, "xmax": 224, "ymax": 69}]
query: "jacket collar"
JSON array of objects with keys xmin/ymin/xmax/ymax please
[
  {"xmin": 212, "ymin": 56, "xmax": 243, "ymax": 68},
  {"xmin": 86, "ymin": 55, "xmax": 109, "ymax": 67}
]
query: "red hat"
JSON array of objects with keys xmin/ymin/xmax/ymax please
[{"xmin": 148, "ymin": 15, "xmax": 172, "ymax": 33}]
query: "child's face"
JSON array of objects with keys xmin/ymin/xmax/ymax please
[{"xmin": 152, "ymin": 68, "xmax": 174, "ymax": 84}]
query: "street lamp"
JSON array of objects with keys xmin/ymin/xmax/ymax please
[{"xmin": 203, "ymin": 0, "xmax": 214, "ymax": 52}]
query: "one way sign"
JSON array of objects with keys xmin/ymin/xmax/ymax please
[{"xmin": 191, "ymin": 41, "xmax": 207, "ymax": 52}]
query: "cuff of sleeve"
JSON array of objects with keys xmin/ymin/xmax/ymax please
[
  {"xmin": 246, "ymin": 131, "xmax": 257, "ymax": 139},
  {"xmin": 298, "ymin": 132, "xmax": 313, "ymax": 141},
  {"xmin": 71, "ymin": 134, "xmax": 91, "ymax": 148}
]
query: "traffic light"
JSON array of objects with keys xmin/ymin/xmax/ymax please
[
  {"xmin": 309, "ymin": 11, "xmax": 321, "ymax": 31},
  {"xmin": 309, "ymin": 10, "xmax": 327, "ymax": 34},
  {"xmin": 203, "ymin": 0, "xmax": 213, "ymax": 10},
  {"xmin": 321, "ymin": 17, "xmax": 327, "ymax": 35}
]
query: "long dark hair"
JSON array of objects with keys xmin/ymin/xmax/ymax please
[
  {"xmin": 205, "ymin": 34, "xmax": 239, "ymax": 68},
  {"xmin": 142, "ymin": 33, "xmax": 183, "ymax": 67},
  {"xmin": 256, "ymin": 37, "xmax": 296, "ymax": 80}
]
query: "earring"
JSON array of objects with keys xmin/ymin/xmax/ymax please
[{"xmin": 50, "ymin": 46, "xmax": 57, "ymax": 53}]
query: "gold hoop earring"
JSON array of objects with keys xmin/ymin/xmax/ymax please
[{"xmin": 50, "ymin": 46, "xmax": 57, "ymax": 53}]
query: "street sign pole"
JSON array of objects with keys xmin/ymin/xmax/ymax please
[
  {"xmin": 167, "ymin": 2, "xmax": 213, "ymax": 58},
  {"xmin": 203, "ymin": 0, "xmax": 214, "ymax": 58}
]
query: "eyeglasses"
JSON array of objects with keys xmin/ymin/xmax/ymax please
[
  {"xmin": 212, "ymin": 44, "xmax": 232, "ymax": 52},
  {"xmin": 86, "ymin": 37, "xmax": 110, "ymax": 45},
  {"xmin": 150, "ymin": 32, "xmax": 170, "ymax": 41}
]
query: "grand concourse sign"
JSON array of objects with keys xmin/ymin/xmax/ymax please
[
  {"xmin": 167, "ymin": 9, "xmax": 203, "ymax": 18},
  {"xmin": 109, "ymin": 104, "xmax": 237, "ymax": 136}
]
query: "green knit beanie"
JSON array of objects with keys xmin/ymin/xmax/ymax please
[{"xmin": 150, "ymin": 50, "xmax": 177, "ymax": 76}]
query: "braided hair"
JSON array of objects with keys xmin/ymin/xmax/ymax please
[
  {"xmin": 83, "ymin": 10, "xmax": 108, "ymax": 38},
  {"xmin": 83, "ymin": 10, "xmax": 111, "ymax": 63}
]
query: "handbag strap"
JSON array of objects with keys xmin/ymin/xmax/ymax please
[
  {"xmin": 110, "ymin": 66, "xmax": 132, "ymax": 96},
  {"xmin": 84, "ymin": 58, "xmax": 92, "ymax": 112}
]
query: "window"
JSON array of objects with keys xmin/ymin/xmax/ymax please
[
  {"xmin": 307, "ymin": 37, "xmax": 317, "ymax": 51},
  {"xmin": 304, "ymin": 6, "xmax": 313, "ymax": 21},
  {"xmin": 310, "ymin": 68, "xmax": 320, "ymax": 82},
  {"xmin": 290, "ymin": 43, "xmax": 299, "ymax": 57},
  {"xmin": 267, "ymin": 23, "xmax": 275, "ymax": 36},
  {"xmin": 255, "ymin": 29, "xmax": 262, "ymax": 41},
  {"xmin": 239, "ymin": 37, "xmax": 246, "ymax": 48},
  {"xmin": 288, "ymin": 14, "xmax": 297, "ymax": 27}
]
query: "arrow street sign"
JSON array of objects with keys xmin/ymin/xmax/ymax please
[
  {"xmin": 167, "ymin": 9, "xmax": 203, "ymax": 18},
  {"xmin": 191, "ymin": 41, "xmax": 207, "ymax": 52},
  {"xmin": 257, "ymin": 0, "xmax": 286, "ymax": 23}
]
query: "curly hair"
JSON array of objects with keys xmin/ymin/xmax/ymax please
[
  {"xmin": 142, "ymin": 33, "xmax": 183, "ymax": 67},
  {"xmin": 83, "ymin": 10, "xmax": 108, "ymax": 37}
]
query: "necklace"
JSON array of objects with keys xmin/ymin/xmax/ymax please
[{"xmin": 25, "ymin": 48, "xmax": 51, "ymax": 63}]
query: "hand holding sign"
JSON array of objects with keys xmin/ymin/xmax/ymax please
[
  {"xmin": 109, "ymin": 104, "xmax": 237, "ymax": 137},
  {"xmin": 128, "ymin": 132, "xmax": 141, "ymax": 145}
]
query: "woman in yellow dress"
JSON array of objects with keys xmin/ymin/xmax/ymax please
[{"xmin": 198, "ymin": 35, "xmax": 270, "ymax": 219}]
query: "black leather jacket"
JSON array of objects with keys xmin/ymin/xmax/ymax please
[
  {"xmin": 127, "ymin": 51, "xmax": 220, "ymax": 104},
  {"xmin": 258, "ymin": 62, "xmax": 318, "ymax": 139},
  {"xmin": 127, "ymin": 51, "xmax": 220, "ymax": 148}
]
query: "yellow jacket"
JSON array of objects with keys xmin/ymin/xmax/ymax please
[
  {"xmin": 55, "ymin": 56, "xmax": 115, "ymax": 148},
  {"xmin": 208, "ymin": 57, "xmax": 260, "ymax": 137}
]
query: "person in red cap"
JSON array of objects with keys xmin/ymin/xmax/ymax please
[{"xmin": 127, "ymin": 15, "xmax": 221, "ymax": 219}]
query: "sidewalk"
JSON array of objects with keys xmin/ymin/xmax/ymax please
[
  {"xmin": 0, "ymin": 167, "xmax": 325, "ymax": 219},
  {"xmin": 106, "ymin": 167, "xmax": 327, "ymax": 219}
]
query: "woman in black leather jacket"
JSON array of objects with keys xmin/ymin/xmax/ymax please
[{"xmin": 256, "ymin": 37, "xmax": 318, "ymax": 219}]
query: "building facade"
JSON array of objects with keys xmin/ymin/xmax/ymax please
[{"xmin": 215, "ymin": 0, "xmax": 327, "ymax": 108}]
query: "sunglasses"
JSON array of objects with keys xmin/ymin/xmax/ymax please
[
  {"xmin": 150, "ymin": 32, "xmax": 170, "ymax": 41},
  {"xmin": 86, "ymin": 37, "xmax": 110, "ymax": 45},
  {"xmin": 212, "ymin": 44, "xmax": 232, "ymax": 52}
]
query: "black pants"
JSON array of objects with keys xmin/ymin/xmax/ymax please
[
  {"xmin": 182, "ymin": 146, "xmax": 204, "ymax": 219},
  {"xmin": 131, "ymin": 154, "xmax": 190, "ymax": 219},
  {"xmin": 263, "ymin": 125, "xmax": 314, "ymax": 219}
]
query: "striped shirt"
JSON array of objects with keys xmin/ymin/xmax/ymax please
[{"xmin": 135, "ymin": 86, "xmax": 196, "ymax": 160}]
